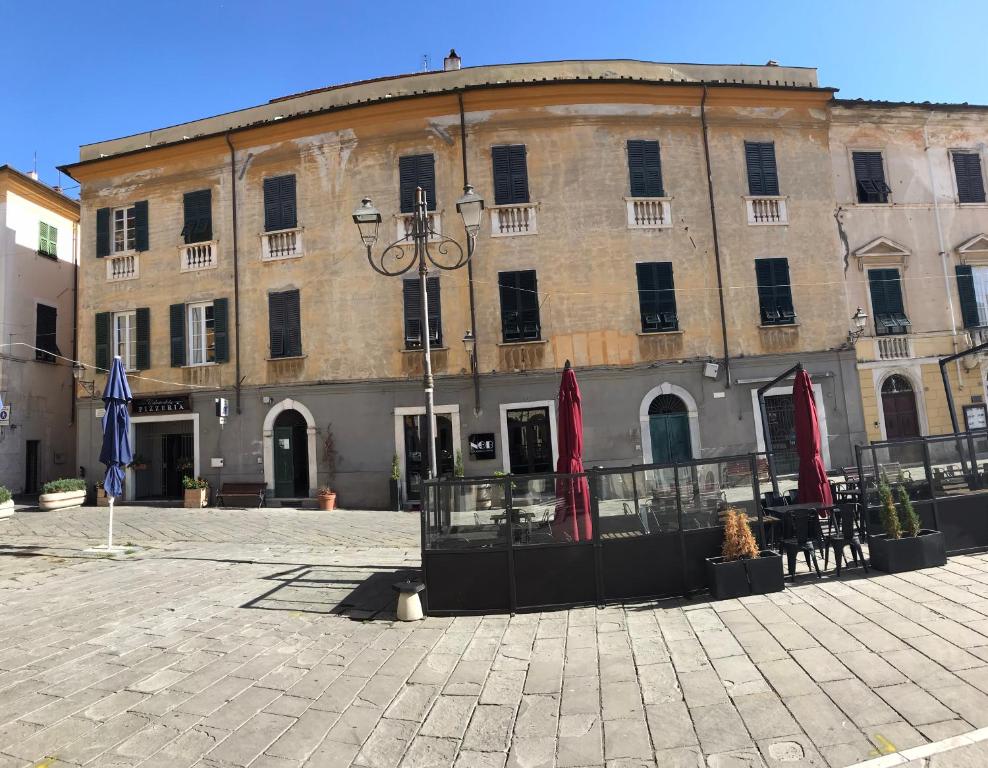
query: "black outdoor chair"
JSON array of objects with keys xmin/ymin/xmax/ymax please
[
  {"xmin": 781, "ymin": 510, "xmax": 823, "ymax": 580},
  {"xmin": 823, "ymin": 503, "xmax": 868, "ymax": 576}
]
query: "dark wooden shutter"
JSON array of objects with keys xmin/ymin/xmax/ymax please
[
  {"xmin": 954, "ymin": 153, "xmax": 986, "ymax": 204},
  {"xmin": 492, "ymin": 145, "xmax": 529, "ymax": 205},
  {"xmin": 402, "ymin": 277, "xmax": 441, "ymax": 347},
  {"xmin": 135, "ymin": 308, "xmax": 150, "ymax": 370},
  {"xmin": 134, "ymin": 200, "xmax": 149, "ymax": 251},
  {"xmin": 499, "ymin": 270, "xmax": 539, "ymax": 341},
  {"xmin": 636, "ymin": 262, "xmax": 676, "ymax": 331},
  {"xmin": 35, "ymin": 304, "xmax": 57, "ymax": 361},
  {"xmin": 96, "ymin": 208, "xmax": 110, "ymax": 258},
  {"xmin": 627, "ymin": 140, "xmax": 664, "ymax": 197},
  {"xmin": 213, "ymin": 298, "xmax": 229, "ymax": 362},
  {"xmin": 95, "ymin": 312, "xmax": 111, "ymax": 371},
  {"xmin": 182, "ymin": 189, "xmax": 213, "ymax": 243},
  {"xmin": 852, "ymin": 152, "xmax": 889, "ymax": 203},
  {"xmin": 745, "ymin": 142, "xmax": 779, "ymax": 196},
  {"xmin": 399, "ymin": 154, "xmax": 437, "ymax": 213},
  {"xmin": 956, "ymin": 265, "xmax": 981, "ymax": 328},
  {"xmin": 269, "ymin": 290, "xmax": 301, "ymax": 358},
  {"xmin": 263, "ymin": 175, "xmax": 297, "ymax": 232},
  {"xmin": 755, "ymin": 258, "xmax": 793, "ymax": 324},
  {"xmin": 169, "ymin": 303, "xmax": 186, "ymax": 367},
  {"xmin": 868, "ymin": 269, "xmax": 906, "ymax": 334}
]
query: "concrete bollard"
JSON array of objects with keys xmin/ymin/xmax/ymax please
[{"xmin": 392, "ymin": 581, "xmax": 425, "ymax": 621}]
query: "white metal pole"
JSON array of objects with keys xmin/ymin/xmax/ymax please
[{"xmin": 107, "ymin": 496, "xmax": 114, "ymax": 549}]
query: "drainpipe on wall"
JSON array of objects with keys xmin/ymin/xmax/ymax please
[
  {"xmin": 924, "ymin": 120, "xmax": 964, "ymax": 394},
  {"xmin": 458, "ymin": 91, "xmax": 481, "ymax": 414},
  {"xmin": 70, "ymin": 219, "xmax": 79, "ymax": 426},
  {"xmin": 700, "ymin": 85, "xmax": 732, "ymax": 388},
  {"xmin": 225, "ymin": 133, "xmax": 243, "ymax": 415}
]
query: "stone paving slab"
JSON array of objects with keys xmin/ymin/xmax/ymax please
[{"xmin": 3, "ymin": 507, "xmax": 988, "ymax": 767}]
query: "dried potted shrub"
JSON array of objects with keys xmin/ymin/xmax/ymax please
[
  {"xmin": 705, "ymin": 507, "xmax": 784, "ymax": 600},
  {"xmin": 182, "ymin": 476, "xmax": 209, "ymax": 508},
  {"xmin": 95, "ymin": 480, "xmax": 110, "ymax": 507},
  {"xmin": 0, "ymin": 486, "xmax": 13, "ymax": 518},
  {"xmin": 317, "ymin": 487, "xmax": 337, "ymax": 511},
  {"xmin": 39, "ymin": 478, "xmax": 87, "ymax": 511},
  {"xmin": 869, "ymin": 475, "xmax": 946, "ymax": 573},
  {"xmin": 389, "ymin": 454, "xmax": 403, "ymax": 511}
]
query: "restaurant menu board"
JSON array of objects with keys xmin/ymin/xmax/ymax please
[
  {"xmin": 469, "ymin": 433, "xmax": 496, "ymax": 460},
  {"xmin": 964, "ymin": 404, "xmax": 987, "ymax": 431}
]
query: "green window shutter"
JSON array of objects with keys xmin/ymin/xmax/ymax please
[
  {"xmin": 499, "ymin": 270, "xmax": 539, "ymax": 341},
  {"xmin": 399, "ymin": 154, "xmax": 437, "ymax": 213},
  {"xmin": 954, "ymin": 153, "xmax": 986, "ymax": 204},
  {"xmin": 96, "ymin": 208, "xmax": 111, "ymax": 258},
  {"xmin": 852, "ymin": 152, "xmax": 890, "ymax": 203},
  {"xmin": 269, "ymin": 290, "xmax": 300, "ymax": 357},
  {"xmin": 134, "ymin": 200, "xmax": 149, "ymax": 251},
  {"xmin": 628, "ymin": 140, "xmax": 664, "ymax": 197},
  {"xmin": 135, "ymin": 308, "xmax": 150, "ymax": 370},
  {"xmin": 169, "ymin": 303, "xmax": 186, "ymax": 367},
  {"xmin": 755, "ymin": 258, "xmax": 793, "ymax": 324},
  {"xmin": 269, "ymin": 292, "xmax": 286, "ymax": 358},
  {"xmin": 956, "ymin": 265, "xmax": 981, "ymax": 328},
  {"xmin": 95, "ymin": 312, "xmax": 111, "ymax": 371},
  {"xmin": 492, "ymin": 145, "xmax": 529, "ymax": 205},
  {"xmin": 636, "ymin": 262, "xmax": 677, "ymax": 331},
  {"xmin": 39, "ymin": 222, "xmax": 47, "ymax": 253},
  {"xmin": 182, "ymin": 189, "xmax": 213, "ymax": 243},
  {"xmin": 213, "ymin": 298, "xmax": 229, "ymax": 362},
  {"xmin": 35, "ymin": 304, "xmax": 58, "ymax": 361},
  {"xmin": 263, "ymin": 175, "xmax": 297, "ymax": 232},
  {"xmin": 745, "ymin": 142, "xmax": 779, "ymax": 196}
]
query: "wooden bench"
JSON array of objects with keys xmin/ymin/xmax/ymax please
[{"xmin": 215, "ymin": 482, "xmax": 267, "ymax": 508}]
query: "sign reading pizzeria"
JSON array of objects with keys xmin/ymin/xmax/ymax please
[{"xmin": 132, "ymin": 395, "xmax": 191, "ymax": 415}]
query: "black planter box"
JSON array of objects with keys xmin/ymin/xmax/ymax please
[
  {"xmin": 706, "ymin": 551, "xmax": 783, "ymax": 600},
  {"xmin": 389, "ymin": 479, "xmax": 402, "ymax": 511},
  {"xmin": 869, "ymin": 529, "xmax": 947, "ymax": 574},
  {"xmin": 746, "ymin": 550, "xmax": 785, "ymax": 594}
]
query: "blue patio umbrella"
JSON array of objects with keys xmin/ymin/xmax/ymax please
[{"xmin": 99, "ymin": 356, "xmax": 132, "ymax": 549}]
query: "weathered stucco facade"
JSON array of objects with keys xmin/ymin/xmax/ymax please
[
  {"xmin": 65, "ymin": 59, "xmax": 866, "ymax": 508},
  {"xmin": 833, "ymin": 101, "xmax": 988, "ymax": 447}
]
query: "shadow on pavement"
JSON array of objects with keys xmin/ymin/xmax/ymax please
[{"xmin": 241, "ymin": 564, "xmax": 420, "ymax": 621}]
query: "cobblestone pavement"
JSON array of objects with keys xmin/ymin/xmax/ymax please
[{"xmin": 3, "ymin": 507, "xmax": 988, "ymax": 767}]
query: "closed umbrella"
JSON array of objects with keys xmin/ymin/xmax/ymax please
[
  {"xmin": 552, "ymin": 361, "xmax": 592, "ymax": 542},
  {"xmin": 793, "ymin": 368, "xmax": 833, "ymax": 507},
  {"xmin": 99, "ymin": 356, "xmax": 133, "ymax": 551}
]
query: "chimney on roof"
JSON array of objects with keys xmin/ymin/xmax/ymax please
[
  {"xmin": 444, "ymin": 49, "xmax": 461, "ymax": 71},
  {"xmin": 766, "ymin": 60, "xmax": 779, "ymax": 66}
]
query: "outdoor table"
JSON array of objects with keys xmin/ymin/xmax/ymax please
[
  {"xmin": 766, "ymin": 502, "xmax": 835, "ymax": 551},
  {"xmin": 491, "ymin": 510, "xmax": 537, "ymax": 540}
]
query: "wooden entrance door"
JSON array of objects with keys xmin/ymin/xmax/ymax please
[
  {"xmin": 273, "ymin": 409, "xmax": 309, "ymax": 498},
  {"xmin": 882, "ymin": 375, "xmax": 920, "ymax": 439},
  {"xmin": 647, "ymin": 395, "xmax": 692, "ymax": 464}
]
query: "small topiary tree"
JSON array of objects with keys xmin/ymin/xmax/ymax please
[
  {"xmin": 722, "ymin": 507, "xmax": 760, "ymax": 561},
  {"xmin": 0, "ymin": 486, "xmax": 10, "ymax": 504},
  {"xmin": 896, "ymin": 484, "xmax": 921, "ymax": 538},
  {"xmin": 878, "ymin": 473, "xmax": 901, "ymax": 540},
  {"xmin": 391, "ymin": 454, "xmax": 401, "ymax": 482}
]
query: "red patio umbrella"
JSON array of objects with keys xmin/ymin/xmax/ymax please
[
  {"xmin": 793, "ymin": 368, "xmax": 833, "ymax": 507},
  {"xmin": 552, "ymin": 361, "xmax": 593, "ymax": 542}
]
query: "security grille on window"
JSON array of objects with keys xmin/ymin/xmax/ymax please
[
  {"xmin": 499, "ymin": 270, "xmax": 540, "ymax": 342},
  {"xmin": 755, "ymin": 258, "xmax": 796, "ymax": 325},
  {"xmin": 635, "ymin": 262, "xmax": 678, "ymax": 332},
  {"xmin": 402, "ymin": 277, "xmax": 441, "ymax": 348},
  {"xmin": 953, "ymin": 152, "xmax": 987, "ymax": 204},
  {"xmin": 38, "ymin": 222, "xmax": 57, "ymax": 258},
  {"xmin": 35, "ymin": 304, "xmax": 58, "ymax": 362},
  {"xmin": 188, "ymin": 302, "xmax": 216, "ymax": 365},
  {"xmin": 867, "ymin": 269, "xmax": 910, "ymax": 336},
  {"xmin": 852, "ymin": 151, "xmax": 892, "ymax": 204},
  {"xmin": 268, "ymin": 290, "xmax": 302, "ymax": 358}
]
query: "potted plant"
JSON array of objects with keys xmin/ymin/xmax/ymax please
[
  {"xmin": 0, "ymin": 486, "xmax": 13, "ymax": 518},
  {"xmin": 317, "ymin": 487, "xmax": 337, "ymax": 511},
  {"xmin": 182, "ymin": 476, "xmax": 209, "ymax": 508},
  {"xmin": 706, "ymin": 507, "xmax": 784, "ymax": 600},
  {"xmin": 39, "ymin": 478, "xmax": 87, "ymax": 511},
  {"xmin": 389, "ymin": 454, "xmax": 403, "ymax": 511},
  {"xmin": 95, "ymin": 480, "xmax": 110, "ymax": 507},
  {"xmin": 869, "ymin": 475, "xmax": 947, "ymax": 573},
  {"xmin": 129, "ymin": 454, "xmax": 149, "ymax": 471}
]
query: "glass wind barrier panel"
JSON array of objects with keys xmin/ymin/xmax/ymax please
[
  {"xmin": 594, "ymin": 468, "xmax": 680, "ymax": 540},
  {"xmin": 857, "ymin": 445, "xmax": 881, "ymax": 510},
  {"xmin": 927, "ymin": 435, "xmax": 977, "ymax": 498},
  {"xmin": 869, "ymin": 440, "xmax": 931, "ymax": 501},
  {"xmin": 509, "ymin": 474, "xmax": 593, "ymax": 545},
  {"xmin": 678, "ymin": 460, "xmax": 759, "ymax": 531},
  {"xmin": 968, "ymin": 430, "xmax": 988, "ymax": 490},
  {"xmin": 423, "ymin": 478, "xmax": 510, "ymax": 550}
]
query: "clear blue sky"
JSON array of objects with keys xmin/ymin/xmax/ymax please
[{"xmin": 4, "ymin": 0, "xmax": 987, "ymax": 192}]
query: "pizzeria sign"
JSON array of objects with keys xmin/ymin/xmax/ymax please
[{"xmin": 132, "ymin": 395, "xmax": 191, "ymax": 414}]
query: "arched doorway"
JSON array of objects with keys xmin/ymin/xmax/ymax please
[
  {"xmin": 648, "ymin": 394, "xmax": 692, "ymax": 464},
  {"xmin": 882, "ymin": 374, "xmax": 920, "ymax": 439},
  {"xmin": 273, "ymin": 410, "xmax": 310, "ymax": 498}
]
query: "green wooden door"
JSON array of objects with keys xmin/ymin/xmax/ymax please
[
  {"xmin": 649, "ymin": 412, "xmax": 691, "ymax": 464},
  {"xmin": 274, "ymin": 426, "xmax": 295, "ymax": 498}
]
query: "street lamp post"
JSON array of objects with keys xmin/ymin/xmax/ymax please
[{"xmin": 353, "ymin": 185, "xmax": 484, "ymax": 482}]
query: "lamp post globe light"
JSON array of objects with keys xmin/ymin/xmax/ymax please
[{"xmin": 353, "ymin": 185, "xmax": 484, "ymax": 482}]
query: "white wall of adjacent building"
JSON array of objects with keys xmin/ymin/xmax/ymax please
[{"xmin": 0, "ymin": 180, "xmax": 78, "ymax": 494}]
